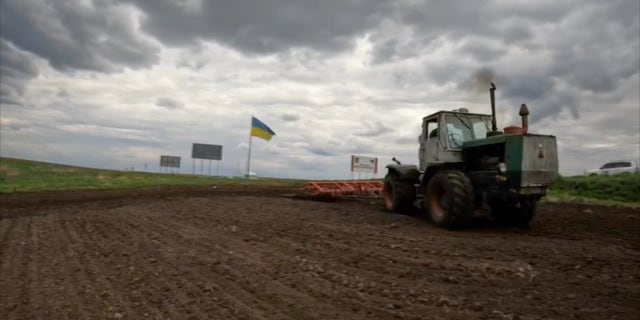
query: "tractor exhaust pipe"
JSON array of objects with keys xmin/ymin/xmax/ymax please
[
  {"xmin": 519, "ymin": 103, "xmax": 529, "ymax": 135},
  {"xmin": 487, "ymin": 82, "xmax": 503, "ymax": 136},
  {"xmin": 489, "ymin": 82, "xmax": 497, "ymax": 132}
]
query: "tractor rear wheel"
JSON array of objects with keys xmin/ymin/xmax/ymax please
[
  {"xmin": 383, "ymin": 173, "xmax": 415, "ymax": 213},
  {"xmin": 424, "ymin": 170, "xmax": 473, "ymax": 229}
]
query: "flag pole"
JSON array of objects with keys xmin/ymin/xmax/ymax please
[{"xmin": 246, "ymin": 116, "xmax": 253, "ymax": 177}]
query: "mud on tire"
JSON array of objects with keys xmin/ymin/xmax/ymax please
[
  {"xmin": 383, "ymin": 173, "xmax": 416, "ymax": 213},
  {"xmin": 425, "ymin": 170, "xmax": 474, "ymax": 229}
]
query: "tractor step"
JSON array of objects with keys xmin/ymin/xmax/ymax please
[{"xmin": 300, "ymin": 181, "xmax": 384, "ymax": 199}]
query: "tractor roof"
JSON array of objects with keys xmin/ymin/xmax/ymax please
[{"xmin": 422, "ymin": 110, "xmax": 492, "ymax": 120}]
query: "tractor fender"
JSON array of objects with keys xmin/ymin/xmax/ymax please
[
  {"xmin": 385, "ymin": 164, "xmax": 420, "ymax": 181},
  {"xmin": 420, "ymin": 164, "xmax": 465, "ymax": 186}
]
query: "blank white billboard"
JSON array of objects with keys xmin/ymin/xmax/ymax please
[{"xmin": 351, "ymin": 155, "xmax": 378, "ymax": 173}]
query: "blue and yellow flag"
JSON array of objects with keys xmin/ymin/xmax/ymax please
[{"xmin": 251, "ymin": 116, "xmax": 276, "ymax": 141}]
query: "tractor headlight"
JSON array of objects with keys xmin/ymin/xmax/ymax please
[{"xmin": 498, "ymin": 162, "xmax": 507, "ymax": 173}]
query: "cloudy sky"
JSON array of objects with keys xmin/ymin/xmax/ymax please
[{"xmin": 1, "ymin": 0, "xmax": 638, "ymax": 179}]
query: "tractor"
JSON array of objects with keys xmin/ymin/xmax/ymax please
[{"xmin": 383, "ymin": 83, "xmax": 558, "ymax": 229}]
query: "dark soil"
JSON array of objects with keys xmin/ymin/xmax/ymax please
[{"xmin": 1, "ymin": 185, "xmax": 638, "ymax": 319}]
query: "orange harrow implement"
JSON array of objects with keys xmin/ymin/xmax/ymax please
[{"xmin": 300, "ymin": 181, "xmax": 384, "ymax": 199}]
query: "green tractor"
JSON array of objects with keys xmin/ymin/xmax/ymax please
[{"xmin": 383, "ymin": 83, "xmax": 558, "ymax": 229}]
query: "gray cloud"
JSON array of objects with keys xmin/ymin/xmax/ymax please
[
  {"xmin": 0, "ymin": 0, "xmax": 160, "ymax": 73},
  {"xmin": 280, "ymin": 112, "xmax": 301, "ymax": 122},
  {"xmin": 0, "ymin": 39, "xmax": 39, "ymax": 105},
  {"xmin": 354, "ymin": 121, "xmax": 394, "ymax": 137},
  {"xmin": 125, "ymin": 0, "xmax": 387, "ymax": 54},
  {"xmin": 156, "ymin": 97, "xmax": 184, "ymax": 110},
  {"xmin": 395, "ymin": 136, "xmax": 417, "ymax": 145},
  {"xmin": 307, "ymin": 147, "xmax": 334, "ymax": 157},
  {"xmin": 57, "ymin": 88, "xmax": 71, "ymax": 98},
  {"xmin": 371, "ymin": 39, "xmax": 400, "ymax": 64},
  {"xmin": 502, "ymin": 77, "xmax": 553, "ymax": 101},
  {"xmin": 460, "ymin": 40, "xmax": 508, "ymax": 64}
]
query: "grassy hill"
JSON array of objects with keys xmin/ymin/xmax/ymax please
[
  {"xmin": 2, "ymin": 157, "xmax": 639, "ymax": 206},
  {"xmin": 0, "ymin": 157, "xmax": 305, "ymax": 193},
  {"xmin": 547, "ymin": 173, "xmax": 640, "ymax": 206}
]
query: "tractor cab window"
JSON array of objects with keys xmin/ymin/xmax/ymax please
[
  {"xmin": 426, "ymin": 120, "xmax": 438, "ymax": 140},
  {"xmin": 444, "ymin": 114, "xmax": 492, "ymax": 148}
]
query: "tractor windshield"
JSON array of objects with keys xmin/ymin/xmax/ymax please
[{"xmin": 445, "ymin": 114, "xmax": 492, "ymax": 148}]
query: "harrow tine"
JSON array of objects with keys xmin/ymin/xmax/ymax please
[{"xmin": 299, "ymin": 181, "xmax": 384, "ymax": 200}]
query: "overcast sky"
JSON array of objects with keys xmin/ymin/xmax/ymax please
[{"xmin": 1, "ymin": 0, "xmax": 638, "ymax": 179}]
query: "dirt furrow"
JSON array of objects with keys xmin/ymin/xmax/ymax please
[
  {"xmin": 53, "ymin": 213, "xmax": 100, "ymax": 319},
  {"xmin": 61, "ymin": 212, "xmax": 146, "ymax": 319},
  {"xmin": 72, "ymin": 216, "xmax": 168, "ymax": 319},
  {"xmin": 134, "ymin": 212, "xmax": 417, "ymax": 319},
  {"xmin": 76, "ymin": 212, "xmax": 198, "ymax": 320},
  {"xmin": 131, "ymin": 200, "xmax": 481, "ymax": 319},
  {"xmin": 0, "ymin": 217, "xmax": 27, "ymax": 319},
  {"xmin": 0, "ymin": 187, "xmax": 638, "ymax": 320},
  {"xmin": 115, "ymin": 210, "xmax": 298, "ymax": 320},
  {"xmin": 139, "ymin": 210, "xmax": 411, "ymax": 320},
  {"xmin": 24, "ymin": 217, "xmax": 44, "ymax": 320},
  {"xmin": 0, "ymin": 217, "xmax": 17, "ymax": 254},
  {"xmin": 100, "ymin": 208, "xmax": 272, "ymax": 320}
]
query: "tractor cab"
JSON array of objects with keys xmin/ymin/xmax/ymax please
[{"xmin": 419, "ymin": 109, "xmax": 493, "ymax": 171}]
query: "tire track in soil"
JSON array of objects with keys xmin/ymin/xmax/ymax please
[
  {"xmin": 72, "ymin": 216, "xmax": 167, "ymax": 320},
  {"xmin": 171, "ymin": 197, "xmax": 593, "ymax": 318},
  {"xmin": 159, "ymin": 201, "xmax": 376, "ymax": 313},
  {"xmin": 16, "ymin": 217, "xmax": 33, "ymax": 318},
  {"xmin": 270, "ymin": 221, "xmax": 578, "ymax": 317},
  {"xmin": 272, "ymin": 202, "xmax": 640, "ymax": 318},
  {"xmin": 53, "ymin": 213, "xmax": 97, "ymax": 319},
  {"xmin": 60, "ymin": 212, "xmax": 143, "ymax": 319},
  {"xmin": 253, "ymin": 232, "xmax": 474, "ymax": 318},
  {"xmin": 89, "ymin": 211, "xmax": 246, "ymax": 320},
  {"xmin": 0, "ymin": 217, "xmax": 17, "ymax": 255},
  {"xmin": 32, "ymin": 213, "xmax": 86, "ymax": 320},
  {"xmin": 137, "ymin": 200, "xmax": 472, "ymax": 319},
  {"xmin": 271, "ymin": 225, "xmax": 532, "ymax": 287},
  {"xmin": 0, "ymin": 217, "xmax": 27, "ymax": 319},
  {"xmin": 152, "ymin": 196, "xmax": 639, "ymax": 318},
  {"xmin": 131, "ymin": 212, "xmax": 336, "ymax": 320},
  {"xmin": 75, "ymin": 213, "xmax": 189, "ymax": 320},
  {"xmin": 145, "ymin": 202, "xmax": 382, "ymax": 301},
  {"xmin": 25, "ymin": 216, "xmax": 44, "ymax": 320},
  {"xmin": 166, "ymin": 200, "xmax": 428, "ymax": 315},
  {"xmin": 4, "ymin": 215, "xmax": 76, "ymax": 320},
  {"xmin": 110, "ymin": 210, "xmax": 290, "ymax": 320}
]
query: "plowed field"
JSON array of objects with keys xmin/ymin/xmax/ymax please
[{"xmin": 1, "ymin": 185, "xmax": 639, "ymax": 319}]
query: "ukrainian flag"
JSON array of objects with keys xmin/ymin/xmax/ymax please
[{"xmin": 251, "ymin": 116, "xmax": 276, "ymax": 141}]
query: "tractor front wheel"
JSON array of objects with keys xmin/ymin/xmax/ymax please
[
  {"xmin": 383, "ymin": 173, "xmax": 415, "ymax": 213},
  {"xmin": 424, "ymin": 170, "xmax": 473, "ymax": 229}
]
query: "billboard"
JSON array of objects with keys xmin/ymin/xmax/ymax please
[
  {"xmin": 160, "ymin": 155, "xmax": 181, "ymax": 168},
  {"xmin": 192, "ymin": 143, "xmax": 223, "ymax": 160},
  {"xmin": 351, "ymin": 155, "xmax": 378, "ymax": 173}
]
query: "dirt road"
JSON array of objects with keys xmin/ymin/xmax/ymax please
[{"xmin": 1, "ymin": 186, "xmax": 639, "ymax": 319}]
